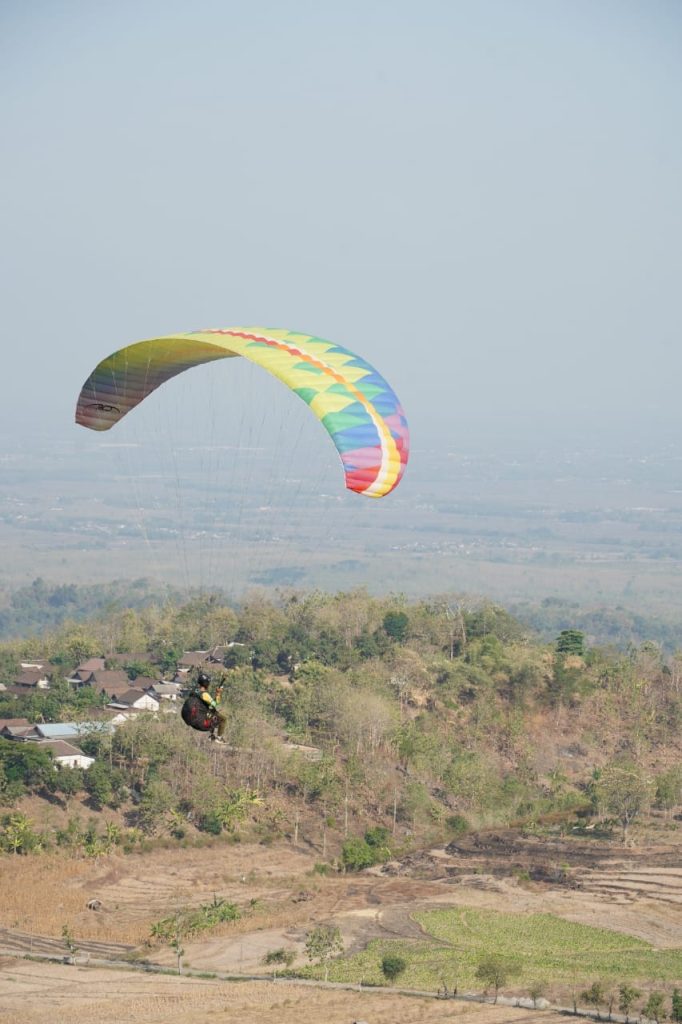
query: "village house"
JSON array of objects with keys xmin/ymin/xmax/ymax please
[
  {"xmin": 0, "ymin": 720, "xmax": 31, "ymax": 737},
  {"xmin": 176, "ymin": 651, "xmax": 210, "ymax": 674},
  {"xmin": 1, "ymin": 723, "xmax": 39, "ymax": 740},
  {"xmin": 67, "ymin": 657, "xmax": 106, "ymax": 684},
  {"xmin": 82, "ymin": 669, "xmax": 131, "ymax": 697},
  {"xmin": 129, "ymin": 675, "xmax": 161, "ymax": 691},
  {"xmin": 19, "ymin": 657, "xmax": 51, "ymax": 671},
  {"xmin": 144, "ymin": 681, "xmax": 181, "ymax": 702},
  {"xmin": 38, "ymin": 740, "xmax": 95, "ymax": 770},
  {"xmin": 13, "ymin": 668, "xmax": 51, "ymax": 691},
  {"xmin": 106, "ymin": 689, "xmax": 160, "ymax": 712},
  {"xmin": 33, "ymin": 723, "xmax": 83, "ymax": 742},
  {"xmin": 0, "ymin": 719, "xmax": 36, "ymax": 741}
]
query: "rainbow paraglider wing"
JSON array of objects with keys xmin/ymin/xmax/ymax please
[{"xmin": 75, "ymin": 328, "xmax": 409, "ymax": 498}]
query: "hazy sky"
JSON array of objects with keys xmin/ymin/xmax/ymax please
[{"xmin": 3, "ymin": 0, "xmax": 681, "ymax": 453}]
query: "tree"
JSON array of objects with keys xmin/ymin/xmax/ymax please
[
  {"xmin": 581, "ymin": 982, "xmax": 605, "ymax": 1019},
  {"xmin": 0, "ymin": 739, "xmax": 54, "ymax": 792},
  {"xmin": 381, "ymin": 953, "xmax": 407, "ymax": 984},
  {"xmin": 136, "ymin": 779, "xmax": 174, "ymax": 835},
  {"xmin": 383, "ymin": 611, "xmax": 409, "ymax": 642},
  {"xmin": 655, "ymin": 767, "xmax": 682, "ymax": 816},
  {"xmin": 84, "ymin": 761, "xmax": 114, "ymax": 809},
  {"xmin": 618, "ymin": 984, "xmax": 641, "ymax": 1023},
  {"xmin": 340, "ymin": 836, "xmax": 375, "ymax": 872},
  {"xmin": 475, "ymin": 955, "xmax": 520, "ymax": 1003},
  {"xmin": 304, "ymin": 925, "xmax": 344, "ymax": 982},
  {"xmin": 643, "ymin": 992, "xmax": 666, "ymax": 1024},
  {"xmin": 556, "ymin": 630, "xmax": 585, "ymax": 657},
  {"xmin": 0, "ymin": 760, "xmax": 24, "ymax": 806},
  {"xmin": 529, "ymin": 982, "xmax": 546, "ymax": 1008},
  {"xmin": 53, "ymin": 766, "xmax": 84, "ymax": 809},
  {"xmin": 671, "ymin": 989, "xmax": 682, "ymax": 1023},
  {"xmin": 595, "ymin": 762, "xmax": 652, "ymax": 841},
  {"xmin": 61, "ymin": 924, "xmax": 78, "ymax": 958}
]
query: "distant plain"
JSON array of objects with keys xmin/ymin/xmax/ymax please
[{"xmin": 2, "ymin": 430, "xmax": 682, "ymax": 620}]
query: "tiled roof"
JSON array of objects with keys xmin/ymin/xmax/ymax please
[
  {"xmin": 38, "ymin": 739, "xmax": 89, "ymax": 758},
  {"xmin": 76, "ymin": 658, "xmax": 106, "ymax": 673}
]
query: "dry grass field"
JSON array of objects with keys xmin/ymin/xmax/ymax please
[
  {"xmin": 0, "ymin": 960, "xmax": 580, "ymax": 1024},
  {"xmin": 1, "ymin": 833, "xmax": 681, "ymax": 1018}
]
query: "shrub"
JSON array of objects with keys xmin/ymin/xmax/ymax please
[
  {"xmin": 341, "ymin": 837, "xmax": 376, "ymax": 872},
  {"xmin": 198, "ymin": 812, "xmax": 222, "ymax": 835},
  {"xmin": 381, "ymin": 953, "xmax": 407, "ymax": 983},
  {"xmin": 445, "ymin": 814, "xmax": 470, "ymax": 837},
  {"xmin": 263, "ymin": 948, "xmax": 295, "ymax": 967}
]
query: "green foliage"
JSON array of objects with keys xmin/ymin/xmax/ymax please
[
  {"xmin": 306, "ymin": 903, "xmax": 682, "ymax": 993},
  {"xmin": 445, "ymin": 814, "xmax": 470, "ymax": 837},
  {"xmin": 0, "ymin": 812, "xmax": 43, "ymax": 854},
  {"xmin": 150, "ymin": 897, "xmax": 240, "ymax": 944},
  {"xmin": 380, "ymin": 953, "xmax": 407, "ymax": 983},
  {"xmin": 1, "ymin": 586, "xmax": 680, "ymax": 865},
  {"xmin": 0, "ymin": 738, "xmax": 54, "ymax": 792},
  {"xmin": 53, "ymin": 765, "xmax": 84, "ymax": 807},
  {"xmin": 643, "ymin": 991, "xmax": 667, "ymax": 1024},
  {"xmin": 655, "ymin": 766, "xmax": 682, "ymax": 812},
  {"xmin": 263, "ymin": 947, "xmax": 295, "ymax": 967},
  {"xmin": 383, "ymin": 611, "xmax": 409, "ymax": 642},
  {"xmin": 304, "ymin": 924, "xmax": 344, "ymax": 980},
  {"xmin": 364, "ymin": 825, "xmax": 390, "ymax": 848},
  {"xmin": 341, "ymin": 825, "xmax": 391, "ymax": 871},
  {"xmin": 592, "ymin": 760, "xmax": 653, "ymax": 839},
  {"xmin": 556, "ymin": 629, "xmax": 586, "ymax": 656},
  {"xmin": 581, "ymin": 980, "xmax": 605, "ymax": 1013},
  {"xmin": 671, "ymin": 988, "xmax": 682, "ymax": 1023},
  {"xmin": 136, "ymin": 779, "xmax": 175, "ymax": 835},
  {"xmin": 341, "ymin": 836, "xmax": 376, "ymax": 872},
  {"xmin": 61, "ymin": 923, "xmax": 78, "ymax": 956},
  {"xmin": 619, "ymin": 983, "xmax": 641, "ymax": 1022},
  {"xmin": 84, "ymin": 761, "xmax": 127, "ymax": 809},
  {"xmin": 475, "ymin": 954, "xmax": 521, "ymax": 1001}
]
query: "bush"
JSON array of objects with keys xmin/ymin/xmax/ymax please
[
  {"xmin": 381, "ymin": 953, "xmax": 407, "ymax": 983},
  {"xmin": 445, "ymin": 814, "xmax": 470, "ymax": 837},
  {"xmin": 365, "ymin": 825, "xmax": 390, "ymax": 848},
  {"xmin": 198, "ymin": 812, "xmax": 223, "ymax": 835},
  {"xmin": 341, "ymin": 837, "xmax": 375, "ymax": 872},
  {"xmin": 263, "ymin": 948, "xmax": 295, "ymax": 966}
]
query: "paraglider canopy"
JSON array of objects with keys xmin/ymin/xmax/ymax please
[{"xmin": 75, "ymin": 327, "xmax": 409, "ymax": 498}]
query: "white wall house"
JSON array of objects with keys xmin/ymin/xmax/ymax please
[{"xmin": 38, "ymin": 740, "xmax": 95, "ymax": 769}]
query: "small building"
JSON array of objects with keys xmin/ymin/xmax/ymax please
[
  {"xmin": 34, "ymin": 723, "xmax": 83, "ymax": 742},
  {"xmin": 38, "ymin": 740, "xmax": 95, "ymax": 770},
  {"xmin": 76, "ymin": 657, "xmax": 107, "ymax": 674},
  {"xmin": 177, "ymin": 651, "xmax": 210, "ymax": 674},
  {"xmin": 13, "ymin": 669, "xmax": 51, "ymax": 691},
  {"xmin": 107, "ymin": 689, "xmax": 160, "ymax": 712},
  {"xmin": 20, "ymin": 657, "xmax": 51, "ymax": 671},
  {"xmin": 0, "ymin": 723, "xmax": 39, "ymax": 741},
  {"xmin": 129, "ymin": 675, "xmax": 160, "ymax": 691},
  {"xmin": 67, "ymin": 657, "xmax": 107, "ymax": 684},
  {"xmin": 144, "ymin": 682, "xmax": 181, "ymax": 702},
  {"xmin": 83, "ymin": 670, "xmax": 131, "ymax": 696},
  {"xmin": 0, "ymin": 717, "xmax": 31, "ymax": 732}
]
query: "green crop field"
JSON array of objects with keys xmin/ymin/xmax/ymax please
[{"xmin": 299, "ymin": 907, "xmax": 682, "ymax": 994}]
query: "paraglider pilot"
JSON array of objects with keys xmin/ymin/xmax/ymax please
[{"xmin": 196, "ymin": 673, "xmax": 227, "ymax": 744}]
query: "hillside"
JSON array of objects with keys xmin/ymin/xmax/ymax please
[{"xmin": 1, "ymin": 590, "xmax": 681, "ymax": 1012}]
